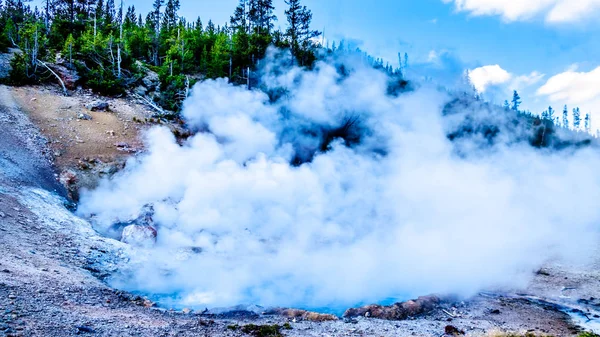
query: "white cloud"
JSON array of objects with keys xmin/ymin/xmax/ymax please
[
  {"xmin": 469, "ymin": 65, "xmax": 545, "ymax": 95},
  {"xmin": 442, "ymin": 0, "xmax": 600, "ymax": 23},
  {"xmin": 469, "ymin": 65, "xmax": 512, "ymax": 92},
  {"xmin": 512, "ymin": 71, "xmax": 546, "ymax": 90},
  {"xmin": 537, "ymin": 66, "xmax": 600, "ymax": 108},
  {"xmin": 427, "ymin": 50, "xmax": 439, "ymax": 62}
]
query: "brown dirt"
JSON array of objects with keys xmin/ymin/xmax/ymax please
[{"xmin": 10, "ymin": 85, "xmax": 151, "ymax": 170}]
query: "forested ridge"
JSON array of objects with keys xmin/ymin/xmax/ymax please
[
  {"xmin": 0, "ymin": 0, "xmax": 594, "ymax": 140},
  {"xmin": 0, "ymin": 0, "xmax": 345, "ymax": 113}
]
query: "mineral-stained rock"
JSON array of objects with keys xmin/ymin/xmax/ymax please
[
  {"xmin": 265, "ymin": 308, "xmax": 338, "ymax": 322},
  {"xmin": 59, "ymin": 170, "xmax": 79, "ymax": 200},
  {"xmin": 43, "ymin": 63, "xmax": 80, "ymax": 89},
  {"xmin": 343, "ymin": 295, "xmax": 441, "ymax": 320}
]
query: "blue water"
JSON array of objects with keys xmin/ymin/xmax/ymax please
[{"xmin": 135, "ymin": 291, "xmax": 409, "ymax": 316}]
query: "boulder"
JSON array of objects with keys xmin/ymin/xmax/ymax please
[
  {"xmin": 48, "ymin": 63, "xmax": 80, "ymax": 90},
  {"xmin": 134, "ymin": 204, "xmax": 155, "ymax": 227},
  {"xmin": 121, "ymin": 225, "xmax": 157, "ymax": 248},
  {"xmin": 141, "ymin": 70, "xmax": 160, "ymax": 91},
  {"xmin": 0, "ymin": 48, "xmax": 22, "ymax": 80},
  {"xmin": 85, "ymin": 100, "xmax": 110, "ymax": 112},
  {"xmin": 133, "ymin": 85, "xmax": 148, "ymax": 96},
  {"xmin": 343, "ymin": 295, "xmax": 441, "ymax": 320}
]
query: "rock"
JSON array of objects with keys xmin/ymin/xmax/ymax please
[
  {"xmin": 59, "ymin": 170, "xmax": 79, "ymax": 201},
  {"xmin": 182, "ymin": 308, "xmax": 192, "ymax": 314},
  {"xmin": 0, "ymin": 212, "xmax": 4, "ymax": 218},
  {"xmin": 75, "ymin": 326, "xmax": 96, "ymax": 333},
  {"xmin": 99, "ymin": 163, "xmax": 120, "ymax": 176},
  {"xmin": 48, "ymin": 63, "xmax": 80, "ymax": 90},
  {"xmin": 85, "ymin": 100, "xmax": 110, "ymax": 112},
  {"xmin": 142, "ymin": 299, "xmax": 155, "ymax": 308},
  {"xmin": 444, "ymin": 325, "xmax": 465, "ymax": 335},
  {"xmin": 8, "ymin": 294, "xmax": 16, "ymax": 300},
  {"xmin": 121, "ymin": 225, "xmax": 157, "ymax": 247},
  {"xmin": 77, "ymin": 160, "xmax": 91, "ymax": 170},
  {"xmin": 77, "ymin": 113, "xmax": 92, "ymax": 121},
  {"xmin": 114, "ymin": 142, "xmax": 129, "ymax": 148},
  {"xmin": 343, "ymin": 295, "xmax": 441, "ymax": 320},
  {"xmin": 0, "ymin": 48, "xmax": 22, "ymax": 80},
  {"xmin": 265, "ymin": 308, "xmax": 338, "ymax": 322},
  {"xmin": 133, "ymin": 85, "xmax": 148, "ymax": 97},
  {"xmin": 141, "ymin": 70, "xmax": 160, "ymax": 91}
]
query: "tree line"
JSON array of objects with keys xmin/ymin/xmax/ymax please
[
  {"xmin": 0, "ymin": 0, "xmax": 322, "ymax": 112},
  {"xmin": 504, "ymin": 90, "xmax": 593, "ymax": 134}
]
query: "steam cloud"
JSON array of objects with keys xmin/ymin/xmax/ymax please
[{"xmin": 78, "ymin": 49, "xmax": 600, "ymax": 311}]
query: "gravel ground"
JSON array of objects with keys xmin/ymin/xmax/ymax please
[{"xmin": 0, "ymin": 84, "xmax": 598, "ymax": 336}]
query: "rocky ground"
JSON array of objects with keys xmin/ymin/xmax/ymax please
[{"xmin": 0, "ymin": 84, "xmax": 599, "ymax": 336}]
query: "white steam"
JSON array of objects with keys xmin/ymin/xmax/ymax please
[{"xmin": 78, "ymin": 49, "xmax": 600, "ymax": 310}]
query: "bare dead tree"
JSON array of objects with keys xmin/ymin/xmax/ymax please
[{"xmin": 37, "ymin": 60, "xmax": 68, "ymax": 96}]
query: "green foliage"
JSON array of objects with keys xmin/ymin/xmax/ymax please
[
  {"xmin": 85, "ymin": 67, "xmax": 126, "ymax": 96},
  {"xmin": 62, "ymin": 33, "xmax": 75, "ymax": 63},
  {"xmin": 6, "ymin": 51, "xmax": 36, "ymax": 85},
  {"xmin": 579, "ymin": 333, "xmax": 600, "ymax": 337},
  {"xmin": 240, "ymin": 324, "xmax": 284, "ymax": 337},
  {"xmin": 158, "ymin": 72, "xmax": 187, "ymax": 112},
  {"xmin": 0, "ymin": 0, "xmax": 323, "ymax": 113}
]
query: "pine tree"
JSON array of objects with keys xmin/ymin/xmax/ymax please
[
  {"xmin": 503, "ymin": 100, "xmax": 509, "ymax": 110},
  {"xmin": 573, "ymin": 107, "xmax": 581, "ymax": 130},
  {"xmin": 123, "ymin": 5, "xmax": 137, "ymax": 29},
  {"xmin": 43, "ymin": 0, "xmax": 53, "ymax": 31},
  {"xmin": 117, "ymin": 0, "xmax": 123, "ymax": 29},
  {"xmin": 253, "ymin": 0, "xmax": 276, "ymax": 35},
  {"xmin": 511, "ymin": 90, "xmax": 521, "ymax": 112},
  {"xmin": 206, "ymin": 19, "xmax": 215, "ymax": 35},
  {"xmin": 161, "ymin": 0, "xmax": 179, "ymax": 32},
  {"xmin": 562, "ymin": 105, "xmax": 568, "ymax": 128},
  {"xmin": 95, "ymin": 0, "xmax": 104, "ymax": 23},
  {"xmin": 195, "ymin": 17, "xmax": 203, "ymax": 31},
  {"xmin": 284, "ymin": 0, "xmax": 320, "ymax": 65},
  {"xmin": 547, "ymin": 106, "xmax": 554, "ymax": 121},
  {"xmin": 105, "ymin": 0, "xmax": 115, "ymax": 27},
  {"xmin": 585, "ymin": 113, "xmax": 591, "ymax": 132},
  {"xmin": 149, "ymin": 0, "xmax": 163, "ymax": 65},
  {"xmin": 230, "ymin": 0, "xmax": 249, "ymax": 33}
]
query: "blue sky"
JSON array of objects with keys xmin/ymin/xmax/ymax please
[{"xmin": 32, "ymin": 0, "xmax": 600, "ymax": 123}]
